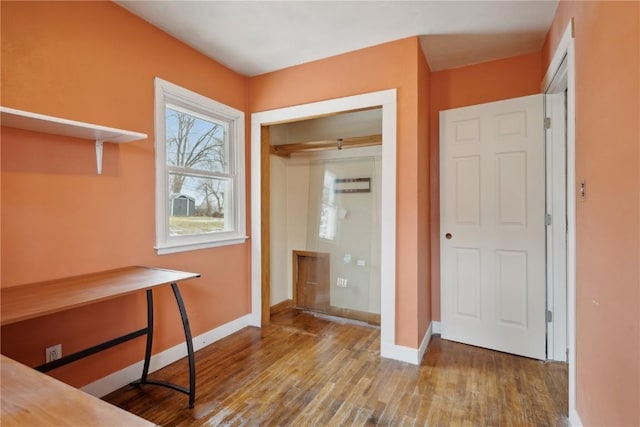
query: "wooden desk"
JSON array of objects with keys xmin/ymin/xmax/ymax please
[
  {"xmin": 1, "ymin": 355, "xmax": 155, "ymax": 426},
  {"xmin": 1, "ymin": 266, "xmax": 200, "ymax": 407}
]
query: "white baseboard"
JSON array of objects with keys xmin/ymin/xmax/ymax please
[
  {"xmin": 569, "ymin": 409, "xmax": 583, "ymax": 427},
  {"xmin": 380, "ymin": 321, "xmax": 434, "ymax": 365},
  {"xmin": 417, "ymin": 321, "xmax": 433, "ymax": 362},
  {"xmin": 81, "ymin": 314, "xmax": 253, "ymax": 398},
  {"xmin": 380, "ymin": 342, "xmax": 420, "ymax": 365},
  {"xmin": 432, "ymin": 321, "xmax": 441, "ymax": 334}
]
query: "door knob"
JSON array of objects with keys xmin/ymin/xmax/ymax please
[{"xmin": 445, "ymin": 233, "xmax": 452, "ymax": 240}]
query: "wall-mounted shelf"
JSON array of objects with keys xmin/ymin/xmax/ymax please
[{"xmin": 0, "ymin": 106, "xmax": 147, "ymax": 174}]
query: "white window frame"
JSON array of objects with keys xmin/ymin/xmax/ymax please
[{"xmin": 154, "ymin": 77, "xmax": 246, "ymax": 255}]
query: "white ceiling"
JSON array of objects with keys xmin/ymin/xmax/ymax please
[{"xmin": 117, "ymin": 1, "xmax": 558, "ymax": 77}]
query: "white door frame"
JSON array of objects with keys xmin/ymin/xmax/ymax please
[
  {"xmin": 544, "ymin": 91, "xmax": 567, "ymax": 362},
  {"xmin": 541, "ymin": 19, "xmax": 578, "ymax": 426},
  {"xmin": 250, "ymin": 89, "xmax": 416, "ymax": 363}
]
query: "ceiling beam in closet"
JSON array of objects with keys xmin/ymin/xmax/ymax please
[{"xmin": 270, "ymin": 134, "xmax": 381, "ymax": 157}]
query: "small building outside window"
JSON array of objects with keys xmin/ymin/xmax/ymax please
[{"xmin": 170, "ymin": 194, "xmax": 196, "ymax": 217}]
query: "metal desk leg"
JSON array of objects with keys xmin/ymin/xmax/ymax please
[
  {"xmin": 140, "ymin": 289, "xmax": 154, "ymax": 382},
  {"xmin": 131, "ymin": 284, "xmax": 195, "ymax": 408},
  {"xmin": 171, "ymin": 282, "xmax": 196, "ymax": 408}
]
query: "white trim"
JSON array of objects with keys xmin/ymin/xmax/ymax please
[
  {"xmin": 81, "ymin": 314, "xmax": 252, "ymax": 398},
  {"xmin": 154, "ymin": 77, "xmax": 247, "ymax": 255},
  {"xmin": 419, "ymin": 322, "xmax": 433, "ymax": 361},
  {"xmin": 543, "ymin": 18, "xmax": 577, "ymax": 421},
  {"xmin": 250, "ymin": 89, "xmax": 400, "ymax": 358},
  {"xmin": 542, "ymin": 19, "xmax": 574, "ymax": 93},
  {"xmin": 566, "ymin": 31, "xmax": 578, "ymax": 427},
  {"xmin": 432, "ymin": 321, "xmax": 441, "ymax": 334},
  {"xmin": 544, "ymin": 91, "xmax": 568, "ymax": 362},
  {"xmin": 379, "ymin": 343, "xmax": 419, "ymax": 365},
  {"xmin": 380, "ymin": 322, "xmax": 432, "ymax": 366},
  {"xmin": 569, "ymin": 409, "xmax": 584, "ymax": 427},
  {"xmin": 381, "ymin": 321, "xmax": 432, "ymax": 365},
  {"xmin": 155, "ymin": 236, "xmax": 248, "ymax": 255}
]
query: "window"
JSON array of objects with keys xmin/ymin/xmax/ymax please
[{"xmin": 154, "ymin": 78, "xmax": 246, "ymax": 254}]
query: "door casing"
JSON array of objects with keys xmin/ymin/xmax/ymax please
[{"xmin": 541, "ymin": 18, "xmax": 577, "ymax": 424}]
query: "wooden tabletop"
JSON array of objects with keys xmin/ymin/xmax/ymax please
[
  {"xmin": 1, "ymin": 266, "xmax": 200, "ymax": 326},
  {"xmin": 1, "ymin": 354, "xmax": 156, "ymax": 426}
]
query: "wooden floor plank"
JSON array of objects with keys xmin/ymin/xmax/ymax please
[{"xmin": 104, "ymin": 309, "xmax": 568, "ymax": 426}]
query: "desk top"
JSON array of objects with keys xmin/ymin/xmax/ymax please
[
  {"xmin": 1, "ymin": 354, "xmax": 156, "ymax": 427},
  {"xmin": 1, "ymin": 266, "xmax": 200, "ymax": 326}
]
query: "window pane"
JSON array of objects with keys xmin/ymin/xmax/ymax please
[
  {"xmin": 169, "ymin": 174, "xmax": 231, "ymax": 236},
  {"xmin": 166, "ymin": 106, "xmax": 229, "ymax": 173}
]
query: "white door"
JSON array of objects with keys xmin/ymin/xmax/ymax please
[{"xmin": 440, "ymin": 94, "xmax": 546, "ymax": 360}]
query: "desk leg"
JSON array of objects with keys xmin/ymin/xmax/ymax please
[
  {"xmin": 171, "ymin": 283, "xmax": 196, "ymax": 408},
  {"xmin": 131, "ymin": 284, "xmax": 195, "ymax": 408},
  {"xmin": 140, "ymin": 289, "xmax": 154, "ymax": 382}
]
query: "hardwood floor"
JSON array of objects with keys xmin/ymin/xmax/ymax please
[{"xmin": 103, "ymin": 309, "xmax": 568, "ymax": 426}]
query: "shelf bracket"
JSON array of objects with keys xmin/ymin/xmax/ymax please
[{"xmin": 95, "ymin": 140, "xmax": 104, "ymax": 175}]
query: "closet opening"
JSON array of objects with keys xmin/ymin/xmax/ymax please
[{"xmin": 267, "ymin": 107, "xmax": 382, "ymax": 325}]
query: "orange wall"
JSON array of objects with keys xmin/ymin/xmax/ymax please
[
  {"xmin": 1, "ymin": 1, "xmax": 251, "ymax": 387},
  {"xmin": 429, "ymin": 52, "xmax": 543, "ymax": 320},
  {"xmin": 543, "ymin": 1, "xmax": 640, "ymax": 425},
  {"xmin": 417, "ymin": 45, "xmax": 432, "ymax": 340},
  {"xmin": 250, "ymin": 37, "xmax": 430, "ymax": 347}
]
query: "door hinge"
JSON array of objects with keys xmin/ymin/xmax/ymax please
[
  {"xmin": 545, "ymin": 213, "xmax": 552, "ymax": 226},
  {"xmin": 544, "ymin": 117, "xmax": 551, "ymax": 129},
  {"xmin": 546, "ymin": 310, "xmax": 553, "ymax": 322}
]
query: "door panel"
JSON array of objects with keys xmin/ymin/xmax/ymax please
[
  {"xmin": 454, "ymin": 248, "xmax": 481, "ymax": 318},
  {"xmin": 293, "ymin": 251, "xmax": 330, "ymax": 311},
  {"xmin": 496, "ymin": 250, "xmax": 528, "ymax": 327},
  {"xmin": 455, "ymin": 156, "xmax": 481, "ymax": 225},
  {"xmin": 496, "ymin": 152, "xmax": 527, "ymax": 225},
  {"xmin": 440, "ymin": 94, "xmax": 546, "ymax": 360}
]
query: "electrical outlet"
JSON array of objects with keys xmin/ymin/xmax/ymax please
[{"xmin": 45, "ymin": 344, "xmax": 62, "ymax": 363}]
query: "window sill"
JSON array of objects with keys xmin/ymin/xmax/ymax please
[{"xmin": 155, "ymin": 236, "xmax": 248, "ymax": 255}]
